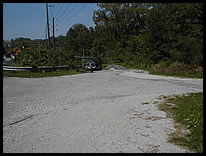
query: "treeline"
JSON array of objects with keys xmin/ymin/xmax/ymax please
[
  {"xmin": 89, "ymin": 3, "xmax": 203, "ymax": 67},
  {"xmin": 3, "ymin": 35, "xmax": 65, "ymax": 55},
  {"xmin": 5, "ymin": 3, "xmax": 203, "ymax": 69}
]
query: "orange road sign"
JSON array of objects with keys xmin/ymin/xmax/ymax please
[{"xmin": 13, "ymin": 47, "xmax": 21, "ymax": 54}]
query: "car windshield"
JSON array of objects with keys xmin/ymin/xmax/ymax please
[{"xmin": 87, "ymin": 60, "xmax": 95, "ymax": 65}]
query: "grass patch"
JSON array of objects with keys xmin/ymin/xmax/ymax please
[
  {"xmin": 149, "ymin": 71, "xmax": 202, "ymax": 79},
  {"xmin": 149, "ymin": 62, "xmax": 203, "ymax": 79},
  {"xmin": 102, "ymin": 64, "xmax": 110, "ymax": 70},
  {"xmin": 158, "ymin": 93, "xmax": 203, "ymax": 153},
  {"xmin": 109, "ymin": 61, "xmax": 203, "ymax": 79},
  {"xmin": 3, "ymin": 70, "xmax": 86, "ymax": 78}
]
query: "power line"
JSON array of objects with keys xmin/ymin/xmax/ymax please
[
  {"xmin": 60, "ymin": 4, "xmax": 85, "ymax": 29},
  {"xmin": 55, "ymin": 3, "xmax": 70, "ymax": 20},
  {"xmin": 52, "ymin": 3, "xmax": 61, "ymax": 18},
  {"xmin": 54, "ymin": 3, "xmax": 96, "ymax": 37},
  {"xmin": 48, "ymin": 4, "xmax": 54, "ymax": 21},
  {"xmin": 57, "ymin": 3, "xmax": 77, "ymax": 25},
  {"xmin": 81, "ymin": 16, "xmax": 93, "ymax": 24},
  {"xmin": 51, "ymin": 3, "xmax": 56, "ymax": 16},
  {"xmin": 51, "ymin": 3, "xmax": 57, "ymax": 17},
  {"xmin": 66, "ymin": 18, "xmax": 92, "ymax": 32},
  {"xmin": 50, "ymin": 4, "xmax": 55, "ymax": 18},
  {"xmin": 55, "ymin": 3, "xmax": 65, "ymax": 18}
]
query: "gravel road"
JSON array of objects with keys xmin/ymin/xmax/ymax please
[{"xmin": 3, "ymin": 68, "xmax": 203, "ymax": 153}]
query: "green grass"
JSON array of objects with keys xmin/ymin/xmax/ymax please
[
  {"xmin": 106, "ymin": 62, "xmax": 203, "ymax": 79},
  {"xmin": 102, "ymin": 64, "xmax": 110, "ymax": 70},
  {"xmin": 149, "ymin": 71, "xmax": 202, "ymax": 79},
  {"xmin": 3, "ymin": 70, "xmax": 86, "ymax": 78},
  {"xmin": 158, "ymin": 93, "xmax": 203, "ymax": 153},
  {"xmin": 102, "ymin": 61, "xmax": 203, "ymax": 79},
  {"xmin": 148, "ymin": 62, "xmax": 203, "ymax": 79}
]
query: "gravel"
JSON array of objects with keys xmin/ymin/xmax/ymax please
[
  {"xmin": 3, "ymin": 69, "xmax": 203, "ymax": 153},
  {"xmin": 106, "ymin": 65, "xmax": 129, "ymax": 70}
]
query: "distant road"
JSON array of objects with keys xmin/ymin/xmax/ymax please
[{"xmin": 3, "ymin": 69, "xmax": 202, "ymax": 153}]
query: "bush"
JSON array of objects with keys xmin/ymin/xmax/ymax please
[
  {"xmin": 169, "ymin": 62, "xmax": 186, "ymax": 71},
  {"xmin": 151, "ymin": 61, "xmax": 169, "ymax": 73},
  {"xmin": 149, "ymin": 61, "xmax": 202, "ymax": 78},
  {"xmin": 22, "ymin": 54, "xmax": 33, "ymax": 66},
  {"xmin": 13, "ymin": 46, "xmax": 75, "ymax": 67}
]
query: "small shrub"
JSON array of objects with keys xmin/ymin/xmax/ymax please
[
  {"xmin": 169, "ymin": 62, "xmax": 185, "ymax": 70},
  {"xmin": 149, "ymin": 61, "xmax": 202, "ymax": 78},
  {"xmin": 195, "ymin": 66, "xmax": 203, "ymax": 72},
  {"xmin": 151, "ymin": 61, "xmax": 169, "ymax": 73}
]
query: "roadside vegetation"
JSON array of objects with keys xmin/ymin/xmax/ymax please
[
  {"xmin": 3, "ymin": 3, "xmax": 202, "ymax": 79},
  {"xmin": 148, "ymin": 61, "xmax": 203, "ymax": 79},
  {"xmin": 2, "ymin": 3, "xmax": 203, "ymax": 152},
  {"xmin": 102, "ymin": 61, "xmax": 203, "ymax": 79},
  {"xmin": 158, "ymin": 92, "xmax": 203, "ymax": 153}
]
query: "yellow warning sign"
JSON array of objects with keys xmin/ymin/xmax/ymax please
[{"xmin": 13, "ymin": 47, "xmax": 21, "ymax": 54}]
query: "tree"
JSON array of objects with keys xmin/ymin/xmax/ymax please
[
  {"xmin": 64, "ymin": 24, "xmax": 90, "ymax": 57},
  {"xmin": 9, "ymin": 3, "xmax": 203, "ymax": 69}
]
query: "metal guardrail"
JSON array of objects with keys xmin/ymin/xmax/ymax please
[
  {"xmin": 3, "ymin": 66, "xmax": 32, "ymax": 71},
  {"xmin": 3, "ymin": 66, "xmax": 69, "ymax": 72}
]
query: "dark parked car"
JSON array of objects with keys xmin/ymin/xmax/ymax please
[
  {"xmin": 84, "ymin": 60, "xmax": 102, "ymax": 72},
  {"xmin": 75, "ymin": 56, "xmax": 102, "ymax": 73}
]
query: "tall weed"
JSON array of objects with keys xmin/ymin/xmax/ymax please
[{"xmin": 149, "ymin": 61, "xmax": 202, "ymax": 78}]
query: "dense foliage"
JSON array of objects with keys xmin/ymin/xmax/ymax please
[
  {"xmin": 4, "ymin": 3, "xmax": 203, "ymax": 70},
  {"xmin": 91, "ymin": 3, "xmax": 203, "ymax": 67}
]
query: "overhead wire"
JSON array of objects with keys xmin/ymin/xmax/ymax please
[
  {"xmin": 65, "ymin": 13, "xmax": 94, "ymax": 30},
  {"xmin": 57, "ymin": 3, "xmax": 77, "ymax": 25},
  {"xmin": 50, "ymin": 3, "xmax": 55, "ymax": 18},
  {"xmin": 50, "ymin": 3, "xmax": 57, "ymax": 17},
  {"xmin": 54, "ymin": 3, "xmax": 64, "ymax": 18},
  {"xmin": 50, "ymin": 3, "xmax": 69, "ymax": 36},
  {"xmin": 49, "ymin": 3, "xmax": 63, "ymax": 36},
  {"xmin": 51, "ymin": 3, "xmax": 96, "ymax": 37},
  {"xmin": 55, "ymin": 3, "xmax": 70, "ymax": 21},
  {"xmin": 81, "ymin": 16, "xmax": 93, "ymax": 24},
  {"xmin": 59, "ymin": 4, "xmax": 85, "ymax": 29},
  {"xmin": 49, "ymin": 3, "xmax": 58, "ymax": 19}
]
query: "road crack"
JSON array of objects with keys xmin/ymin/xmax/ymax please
[{"xmin": 4, "ymin": 115, "xmax": 33, "ymax": 127}]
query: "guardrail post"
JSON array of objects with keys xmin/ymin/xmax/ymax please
[
  {"xmin": 32, "ymin": 66, "xmax": 38, "ymax": 72},
  {"xmin": 53, "ymin": 66, "xmax": 56, "ymax": 72}
]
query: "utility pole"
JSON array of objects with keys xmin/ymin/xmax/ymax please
[
  {"xmin": 46, "ymin": 3, "xmax": 50, "ymax": 47},
  {"xmin": 45, "ymin": 25, "xmax": 47, "ymax": 46},
  {"xmin": 53, "ymin": 17, "xmax": 55, "ymax": 49}
]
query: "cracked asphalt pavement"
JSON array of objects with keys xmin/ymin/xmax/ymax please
[{"xmin": 3, "ymin": 68, "xmax": 203, "ymax": 153}]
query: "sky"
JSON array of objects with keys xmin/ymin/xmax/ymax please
[{"xmin": 3, "ymin": 3, "xmax": 99, "ymax": 41}]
